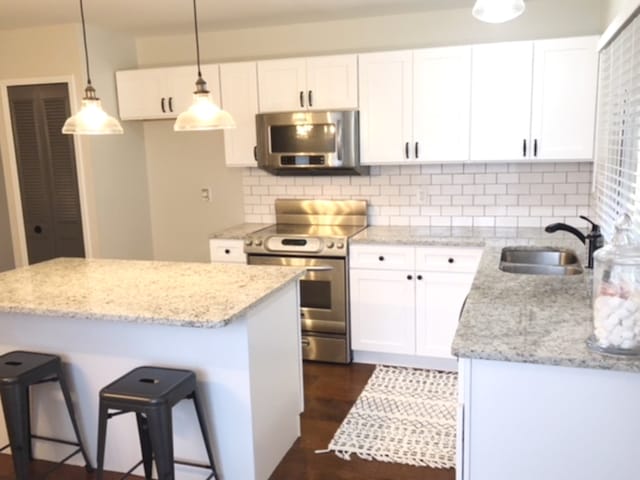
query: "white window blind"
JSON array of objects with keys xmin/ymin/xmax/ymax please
[{"xmin": 595, "ymin": 14, "xmax": 640, "ymax": 239}]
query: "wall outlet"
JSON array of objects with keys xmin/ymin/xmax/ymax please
[
  {"xmin": 415, "ymin": 186, "xmax": 429, "ymax": 205},
  {"xmin": 201, "ymin": 187, "xmax": 212, "ymax": 202}
]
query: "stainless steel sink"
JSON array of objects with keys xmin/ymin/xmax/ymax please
[{"xmin": 499, "ymin": 246, "xmax": 583, "ymax": 275}]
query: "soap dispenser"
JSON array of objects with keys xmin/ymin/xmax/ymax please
[{"xmin": 588, "ymin": 214, "xmax": 640, "ymax": 356}]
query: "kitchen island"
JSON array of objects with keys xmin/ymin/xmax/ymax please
[{"xmin": 0, "ymin": 258, "xmax": 304, "ymax": 480}]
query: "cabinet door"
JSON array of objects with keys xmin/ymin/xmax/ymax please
[
  {"xmin": 350, "ymin": 269, "xmax": 415, "ymax": 354},
  {"xmin": 220, "ymin": 62, "xmax": 259, "ymax": 167},
  {"xmin": 305, "ymin": 54, "xmax": 358, "ymax": 110},
  {"xmin": 413, "ymin": 46, "xmax": 471, "ymax": 162},
  {"xmin": 358, "ymin": 51, "xmax": 413, "ymax": 165},
  {"xmin": 116, "ymin": 68, "xmax": 168, "ymax": 120},
  {"xmin": 257, "ymin": 58, "xmax": 307, "ymax": 112},
  {"xmin": 416, "ymin": 271, "xmax": 474, "ymax": 358},
  {"xmin": 470, "ymin": 42, "xmax": 533, "ymax": 161},
  {"xmin": 530, "ymin": 36, "xmax": 599, "ymax": 160},
  {"xmin": 209, "ymin": 239, "xmax": 246, "ymax": 263}
]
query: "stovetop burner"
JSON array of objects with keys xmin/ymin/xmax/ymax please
[{"xmin": 244, "ymin": 199, "xmax": 368, "ymax": 257}]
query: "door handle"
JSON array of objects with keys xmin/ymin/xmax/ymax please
[
  {"xmin": 299, "ymin": 91, "xmax": 305, "ymax": 108},
  {"xmin": 308, "ymin": 90, "xmax": 313, "ymax": 107},
  {"xmin": 305, "ymin": 266, "xmax": 334, "ymax": 272}
]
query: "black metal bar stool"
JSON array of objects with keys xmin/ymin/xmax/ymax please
[
  {"xmin": 96, "ymin": 366, "xmax": 218, "ymax": 480},
  {"xmin": 0, "ymin": 350, "xmax": 93, "ymax": 479}
]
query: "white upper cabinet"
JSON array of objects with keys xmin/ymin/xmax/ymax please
[
  {"xmin": 470, "ymin": 42, "xmax": 534, "ymax": 162},
  {"xmin": 220, "ymin": 62, "xmax": 259, "ymax": 167},
  {"xmin": 530, "ymin": 36, "xmax": 599, "ymax": 160},
  {"xmin": 358, "ymin": 50, "xmax": 413, "ymax": 165},
  {"xmin": 413, "ymin": 46, "xmax": 472, "ymax": 162},
  {"xmin": 257, "ymin": 54, "xmax": 358, "ymax": 112},
  {"xmin": 116, "ymin": 64, "xmax": 220, "ymax": 121},
  {"xmin": 359, "ymin": 46, "xmax": 472, "ymax": 165},
  {"xmin": 470, "ymin": 36, "xmax": 599, "ymax": 162}
]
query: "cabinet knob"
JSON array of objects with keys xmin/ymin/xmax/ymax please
[
  {"xmin": 417, "ymin": 274, "xmax": 423, "ymax": 280},
  {"xmin": 224, "ymin": 249, "xmax": 230, "ymax": 254},
  {"xmin": 407, "ymin": 274, "xmax": 413, "ymax": 280},
  {"xmin": 34, "ymin": 225, "xmax": 43, "ymax": 234},
  {"xmin": 378, "ymin": 256, "xmax": 385, "ymax": 261},
  {"xmin": 448, "ymin": 258, "xmax": 455, "ymax": 264}
]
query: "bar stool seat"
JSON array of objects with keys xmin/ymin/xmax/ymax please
[
  {"xmin": 0, "ymin": 350, "xmax": 93, "ymax": 479},
  {"xmin": 96, "ymin": 366, "xmax": 218, "ymax": 480}
]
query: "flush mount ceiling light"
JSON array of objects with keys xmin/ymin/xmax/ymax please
[
  {"xmin": 62, "ymin": 0, "xmax": 123, "ymax": 135},
  {"xmin": 472, "ymin": 0, "xmax": 526, "ymax": 23},
  {"xmin": 174, "ymin": 0, "xmax": 235, "ymax": 132}
]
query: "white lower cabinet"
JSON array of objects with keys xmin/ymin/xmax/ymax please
[
  {"xmin": 209, "ymin": 239, "xmax": 246, "ymax": 264},
  {"xmin": 350, "ymin": 244, "xmax": 482, "ymax": 367}
]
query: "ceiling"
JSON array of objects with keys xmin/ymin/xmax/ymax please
[{"xmin": 0, "ymin": 0, "xmax": 478, "ymax": 36}]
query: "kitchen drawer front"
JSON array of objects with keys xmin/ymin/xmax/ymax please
[
  {"xmin": 349, "ymin": 245, "xmax": 415, "ymax": 270},
  {"xmin": 415, "ymin": 247, "xmax": 483, "ymax": 273},
  {"xmin": 209, "ymin": 239, "xmax": 246, "ymax": 264}
]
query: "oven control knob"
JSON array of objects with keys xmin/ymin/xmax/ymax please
[
  {"xmin": 254, "ymin": 239, "xmax": 263, "ymax": 246},
  {"xmin": 244, "ymin": 239, "xmax": 253, "ymax": 246},
  {"xmin": 326, "ymin": 241, "xmax": 335, "ymax": 249},
  {"xmin": 337, "ymin": 242, "xmax": 344, "ymax": 249}
]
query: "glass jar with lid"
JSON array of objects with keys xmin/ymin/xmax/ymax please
[{"xmin": 588, "ymin": 215, "xmax": 640, "ymax": 356}]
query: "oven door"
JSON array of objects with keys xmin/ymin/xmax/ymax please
[{"xmin": 247, "ymin": 255, "xmax": 346, "ymax": 334}]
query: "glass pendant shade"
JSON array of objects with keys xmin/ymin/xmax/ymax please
[
  {"xmin": 472, "ymin": 0, "xmax": 525, "ymax": 23},
  {"xmin": 174, "ymin": 90, "xmax": 236, "ymax": 131},
  {"xmin": 174, "ymin": 0, "xmax": 236, "ymax": 132},
  {"xmin": 62, "ymin": 88, "xmax": 123, "ymax": 135},
  {"xmin": 63, "ymin": 0, "xmax": 123, "ymax": 135}
]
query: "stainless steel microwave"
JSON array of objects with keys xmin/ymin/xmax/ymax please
[{"xmin": 255, "ymin": 110, "xmax": 368, "ymax": 175}]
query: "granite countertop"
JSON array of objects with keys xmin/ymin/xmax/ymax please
[
  {"xmin": 209, "ymin": 223, "xmax": 271, "ymax": 240},
  {"xmin": 352, "ymin": 225, "xmax": 640, "ymax": 373},
  {"xmin": 0, "ymin": 258, "xmax": 303, "ymax": 329}
]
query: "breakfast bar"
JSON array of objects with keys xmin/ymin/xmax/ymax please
[{"xmin": 0, "ymin": 258, "xmax": 304, "ymax": 479}]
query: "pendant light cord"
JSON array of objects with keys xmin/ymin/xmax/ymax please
[
  {"xmin": 79, "ymin": 0, "xmax": 92, "ymax": 87},
  {"xmin": 193, "ymin": 0, "xmax": 202, "ymax": 79}
]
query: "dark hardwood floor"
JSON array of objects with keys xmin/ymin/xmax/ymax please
[
  {"xmin": 0, "ymin": 362, "xmax": 455, "ymax": 480},
  {"xmin": 269, "ymin": 361, "xmax": 455, "ymax": 480}
]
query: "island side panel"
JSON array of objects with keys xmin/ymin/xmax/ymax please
[
  {"xmin": 465, "ymin": 358, "xmax": 640, "ymax": 480},
  {"xmin": 246, "ymin": 282, "xmax": 302, "ymax": 480},
  {"xmin": 0, "ymin": 311, "xmax": 260, "ymax": 479}
]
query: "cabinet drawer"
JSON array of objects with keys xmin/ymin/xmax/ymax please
[
  {"xmin": 209, "ymin": 239, "xmax": 246, "ymax": 264},
  {"xmin": 349, "ymin": 245, "xmax": 415, "ymax": 270},
  {"xmin": 415, "ymin": 247, "xmax": 483, "ymax": 273}
]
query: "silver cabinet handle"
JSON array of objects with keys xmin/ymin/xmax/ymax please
[
  {"xmin": 299, "ymin": 91, "xmax": 305, "ymax": 108},
  {"xmin": 405, "ymin": 142, "xmax": 409, "ymax": 159},
  {"xmin": 161, "ymin": 97, "xmax": 166, "ymax": 113},
  {"xmin": 168, "ymin": 97, "xmax": 173, "ymax": 112},
  {"xmin": 308, "ymin": 90, "xmax": 313, "ymax": 107},
  {"xmin": 415, "ymin": 142, "xmax": 419, "ymax": 159},
  {"xmin": 305, "ymin": 266, "xmax": 333, "ymax": 272}
]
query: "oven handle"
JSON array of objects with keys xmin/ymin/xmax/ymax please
[{"xmin": 304, "ymin": 266, "xmax": 334, "ymax": 272}]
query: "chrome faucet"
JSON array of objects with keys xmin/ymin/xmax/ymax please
[{"xmin": 544, "ymin": 215, "xmax": 604, "ymax": 269}]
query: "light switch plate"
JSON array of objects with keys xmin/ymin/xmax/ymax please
[{"xmin": 201, "ymin": 187, "xmax": 211, "ymax": 202}]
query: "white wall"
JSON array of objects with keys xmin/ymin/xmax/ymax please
[
  {"xmin": 603, "ymin": 0, "xmax": 634, "ymax": 26},
  {"xmin": 0, "ymin": 24, "xmax": 153, "ymax": 267},
  {"xmin": 143, "ymin": 121, "xmax": 243, "ymax": 262}
]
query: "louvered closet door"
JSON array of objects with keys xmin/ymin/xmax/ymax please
[{"xmin": 8, "ymin": 83, "xmax": 85, "ymax": 264}]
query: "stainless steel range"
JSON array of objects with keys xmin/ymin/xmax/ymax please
[{"xmin": 245, "ymin": 199, "xmax": 368, "ymax": 364}]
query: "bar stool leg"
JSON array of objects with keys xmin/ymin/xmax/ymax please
[
  {"xmin": 191, "ymin": 391, "xmax": 218, "ymax": 478},
  {"xmin": 96, "ymin": 402, "xmax": 109, "ymax": 480},
  {"xmin": 55, "ymin": 363, "xmax": 94, "ymax": 470},
  {"xmin": 0, "ymin": 385, "xmax": 31, "ymax": 480},
  {"xmin": 146, "ymin": 406, "xmax": 175, "ymax": 480},
  {"xmin": 136, "ymin": 413, "xmax": 154, "ymax": 480}
]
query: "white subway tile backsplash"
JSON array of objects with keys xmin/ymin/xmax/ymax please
[{"xmin": 242, "ymin": 163, "xmax": 593, "ymax": 227}]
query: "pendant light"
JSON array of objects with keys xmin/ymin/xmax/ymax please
[
  {"xmin": 62, "ymin": 0, "xmax": 123, "ymax": 135},
  {"xmin": 472, "ymin": 0, "xmax": 525, "ymax": 23},
  {"xmin": 174, "ymin": 0, "xmax": 235, "ymax": 131}
]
